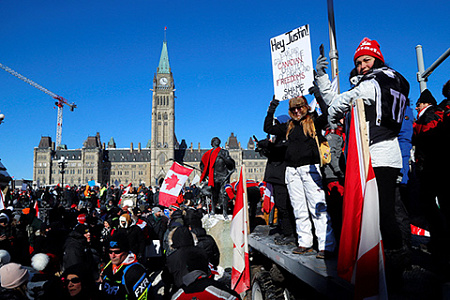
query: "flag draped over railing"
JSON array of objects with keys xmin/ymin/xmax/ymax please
[
  {"xmin": 159, "ymin": 162, "xmax": 193, "ymax": 207},
  {"xmin": 230, "ymin": 166, "xmax": 250, "ymax": 295},
  {"xmin": 337, "ymin": 99, "xmax": 387, "ymax": 299}
]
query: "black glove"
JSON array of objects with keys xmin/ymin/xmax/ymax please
[
  {"xmin": 308, "ymin": 83, "xmax": 321, "ymax": 99},
  {"xmin": 256, "ymin": 138, "xmax": 271, "ymax": 150},
  {"xmin": 268, "ymin": 96, "xmax": 279, "ymax": 114},
  {"xmin": 316, "ymin": 55, "xmax": 328, "ymax": 77}
]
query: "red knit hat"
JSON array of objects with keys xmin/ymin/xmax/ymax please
[
  {"xmin": 354, "ymin": 38, "xmax": 384, "ymax": 63},
  {"xmin": 77, "ymin": 214, "xmax": 86, "ymax": 225}
]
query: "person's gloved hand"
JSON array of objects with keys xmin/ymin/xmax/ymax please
[
  {"xmin": 268, "ymin": 96, "xmax": 279, "ymax": 114},
  {"xmin": 316, "ymin": 55, "xmax": 329, "ymax": 77},
  {"xmin": 308, "ymin": 83, "xmax": 321, "ymax": 99},
  {"xmin": 256, "ymin": 138, "xmax": 271, "ymax": 150}
]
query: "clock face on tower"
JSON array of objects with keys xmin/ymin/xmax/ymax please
[{"xmin": 159, "ymin": 77, "xmax": 168, "ymax": 85}]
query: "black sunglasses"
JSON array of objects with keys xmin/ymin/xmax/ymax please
[
  {"xmin": 63, "ymin": 277, "xmax": 81, "ymax": 284},
  {"xmin": 289, "ymin": 105, "xmax": 306, "ymax": 112},
  {"xmin": 109, "ymin": 249, "xmax": 123, "ymax": 254}
]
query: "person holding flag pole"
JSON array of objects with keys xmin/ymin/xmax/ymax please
[
  {"xmin": 339, "ymin": 99, "xmax": 387, "ymax": 299},
  {"xmin": 314, "ymin": 37, "xmax": 411, "ymax": 290}
]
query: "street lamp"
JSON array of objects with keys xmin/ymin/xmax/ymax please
[{"xmin": 58, "ymin": 156, "xmax": 67, "ymax": 187}]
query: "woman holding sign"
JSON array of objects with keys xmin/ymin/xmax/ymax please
[
  {"xmin": 264, "ymin": 95, "xmax": 335, "ymax": 259},
  {"xmin": 314, "ymin": 38, "xmax": 411, "ymax": 282}
]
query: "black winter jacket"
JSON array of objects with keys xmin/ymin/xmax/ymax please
[
  {"xmin": 191, "ymin": 227, "xmax": 220, "ymax": 267},
  {"xmin": 264, "ymin": 111, "xmax": 326, "ymax": 168}
]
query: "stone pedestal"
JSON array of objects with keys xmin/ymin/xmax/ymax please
[{"xmin": 202, "ymin": 214, "xmax": 233, "ymax": 268}]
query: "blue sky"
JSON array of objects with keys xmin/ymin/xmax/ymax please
[{"xmin": 1, "ymin": 0, "xmax": 449, "ymax": 180}]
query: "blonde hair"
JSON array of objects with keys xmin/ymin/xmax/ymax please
[{"xmin": 286, "ymin": 96, "xmax": 315, "ymax": 139}]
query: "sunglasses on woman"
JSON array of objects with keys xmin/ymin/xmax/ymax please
[
  {"xmin": 289, "ymin": 105, "xmax": 305, "ymax": 112},
  {"xmin": 63, "ymin": 277, "xmax": 81, "ymax": 285}
]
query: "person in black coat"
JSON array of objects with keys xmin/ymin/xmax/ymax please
[
  {"xmin": 413, "ymin": 89, "xmax": 449, "ymax": 277},
  {"xmin": 190, "ymin": 227, "xmax": 220, "ymax": 268},
  {"xmin": 165, "ymin": 226, "xmax": 209, "ymax": 289},
  {"xmin": 63, "ymin": 225, "xmax": 98, "ymax": 280},
  {"xmin": 256, "ymin": 120, "xmax": 296, "ymax": 245},
  {"xmin": 116, "ymin": 213, "xmax": 145, "ymax": 261}
]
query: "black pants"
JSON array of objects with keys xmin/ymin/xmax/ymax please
[
  {"xmin": 272, "ymin": 183, "xmax": 295, "ymax": 237},
  {"xmin": 373, "ymin": 167, "xmax": 403, "ymax": 250}
]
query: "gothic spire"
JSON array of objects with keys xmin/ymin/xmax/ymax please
[{"xmin": 157, "ymin": 28, "xmax": 170, "ymax": 74}]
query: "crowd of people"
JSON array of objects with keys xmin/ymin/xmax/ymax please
[
  {"xmin": 0, "ymin": 182, "xmax": 241, "ymax": 299},
  {"xmin": 1, "ymin": 37, "xmax": 449, "ymax": 299}
]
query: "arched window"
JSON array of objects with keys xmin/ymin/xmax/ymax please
[
  {"xmin": 158, "ymin": 113, "xmax": 161, "ymax": 120},
  {"xmin": 164, "ymin": 113, "xmax": 168, "ymax": 120}
]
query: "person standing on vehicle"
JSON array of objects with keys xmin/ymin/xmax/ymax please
[
  {"xmin": 314, "ymin": 38, "xmax": 411, "ymax": 284},
  {"xmin": 256, "ymin": 124, "xmax": 296, "ymax": 246},
  {"xmin": 264, "ymin": 95, "xmax": 335, "ymax": 258}
]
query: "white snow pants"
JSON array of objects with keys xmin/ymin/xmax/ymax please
[{"xmin": 285, "ymin": 165, "xmax": 335, "ymax": 251}]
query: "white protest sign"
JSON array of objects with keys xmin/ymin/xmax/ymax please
[{"xmin": 270, "ymin": 25, "xmax": 314, "ymax": 101}]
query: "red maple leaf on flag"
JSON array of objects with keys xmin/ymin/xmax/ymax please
[{"xmin": 165, "ymin": 174, "xmax": 179, "ymax": 190}]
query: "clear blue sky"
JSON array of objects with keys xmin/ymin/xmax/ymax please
[{"xmin": 1, "ymin": 0, "xmax": 449, "ymax": 180}]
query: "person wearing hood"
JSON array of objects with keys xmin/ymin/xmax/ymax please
[
  {"xmin": 169, "ymin": 231, "xmax": 240, "ymax": 300},
  {"xmin": 190, "ymin": 226, "xmax": 220, "ymax": 269},
  {"xmin": 116, "ymin": 213, "xmax": 145, "ymax": 261},
  {"xmin": 165, "ymin": 226, "xmax": 208, "ymax": 291},
  {"xmin": 99, "ymin": 232, "xmax": 162, "ymax": 300},
  {"xmin": 63, "ymin": 224, "xmax": 98, "ymax": 280},
  {"xmin": 264, "ymin": 95, "xmax": 336, "ymax": 259}
]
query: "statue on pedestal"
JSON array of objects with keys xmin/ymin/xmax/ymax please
[{"xmin": 200, "ymin": 137, "xmax": 235, "ymax": 218}]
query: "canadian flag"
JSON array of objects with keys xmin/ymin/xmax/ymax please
[
  {"xmin": 261, "ymin": 182, "xmax": 275, "ymax": 214},
  {"xmin": 337, "ymin": 100, "xmax": 387, "ymax": 299},
  {"xmin": 230, "ymin": 167, "xmax": 251, "ymax": 295},
  {"xmin": 123, "ymin": 183, "xmax": 132, "ymax": 195},
  {"xmin": 34, "ymin": 200, "xmax": 40, "ymax": 219},
  {"xmin": 159, "ymin": 162, "xmax": 193, "ymax": 207},
  {"xmin": 0, "ymin": 189, "xmax": 5, "ymax": 210}
]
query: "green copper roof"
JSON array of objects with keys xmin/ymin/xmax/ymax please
[
  {"xmin": 108, "ymin": 137, "xmax": 116, "ymax": 148},
  {"xmin": 157, "ymin": 41, "xmax": 170, "ymax": 74}
]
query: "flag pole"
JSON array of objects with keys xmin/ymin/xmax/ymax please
[
  {"xmin": 355, "ymin": 99, "xmax": 370, "ymax": 176},
  {"xmin": 241, "ymin": 165, "xmax": 250, "ymax": 249},
  {"xmin": 327, "ymin": 0, "xmax": 340, "ymax": 93}
]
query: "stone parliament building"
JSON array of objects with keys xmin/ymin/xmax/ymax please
[{"xmin": 33, "ymin": 40, "xmax": 267, "ymax": 187}]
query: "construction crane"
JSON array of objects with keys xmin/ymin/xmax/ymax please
[{"xmin": 0, "ymin": 62, "xmax": 76, "ymax": 148}]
